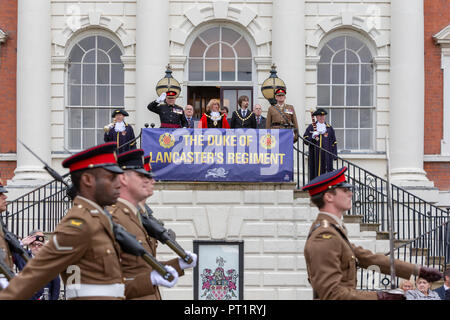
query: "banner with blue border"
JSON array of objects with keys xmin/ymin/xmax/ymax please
[{"xmin": 141, "ymin": 128, "xmax": 293, "ymax": 182}]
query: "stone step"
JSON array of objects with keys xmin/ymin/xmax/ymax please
[
  {"xmin": 361, "ymin": 223, "xmax": 381, "ymax": 232},
  {"xmin": 343, "ymin": 214, "xmax": 363, "ymax": 224},
  {"xmin": 293, "ymin": 189, "xmax": 309, "ymax": 199}
]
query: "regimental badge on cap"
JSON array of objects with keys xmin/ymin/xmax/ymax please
[
  {"xmin": 275, "ymin": 88, "xmax": 286, "ymax": 96},
  {"xmin": 62, "ymin": 142, "xmax": 123, "ymax": 174},
  {"xmin": 302, "ymin": 167, "xmax": 354, "ymax": 196}
]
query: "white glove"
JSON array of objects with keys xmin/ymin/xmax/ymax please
[
  {"xmin": 156, "ymin": 92, "xmax": 167, "ymax": 104},
  {"xmin": 178, "ymin": 250, "xmax": 198, "ymax": 270},
  {"xmin": 312, "ymin": 131, "xmax": 320, "ymax": 138},
  {"xmin": 0, "ymin": 278, "xmax": 9, "ymax": 289},
  {"xmin": 150, "ymin": 265, "xmax": 178, "ymax": 288}
]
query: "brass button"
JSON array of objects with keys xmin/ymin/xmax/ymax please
[{"xmin": 106, "ymin": 249, "xmax": 111, "ymax": 254}]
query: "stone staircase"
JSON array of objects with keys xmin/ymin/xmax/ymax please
[{"xmin": 154, "ymin": 184, "xmax": 395, "ymax": 299}]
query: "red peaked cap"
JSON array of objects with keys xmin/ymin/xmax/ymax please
[
  {"xmin": 166, "ymin": 91, "xmax": 177, "ymax": 96},
  {"xmin": 117, "ymin": 149, "xmax": 152, "ymax": 178},
  {"xmin": 302, "ymin": 167, "xmax": 352, "ymax": 196},
  {"xmin": 62, "ymin": 142, "xmax": 123, "ymax": 174},
  {"xmin": 275, "ymin": 88, "xmax": 286, "ymax": 95},
  {"xmin": 143, "ymin": 155, "xmax": 152, "ymax": 172}
]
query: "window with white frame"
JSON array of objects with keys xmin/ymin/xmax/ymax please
[
  {"xmin": 317, "ymin": 35, "xmax": 374, "ymax": 151},
  {"xmin": 188, "ymin": 26, "xmax": 252, "ymax": 81},
  {"xmin": 67, "ymin": 35, "xmax": 124, "ymax": 150}
]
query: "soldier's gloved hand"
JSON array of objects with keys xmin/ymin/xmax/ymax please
[
  {"xmin": 178, "ymin": 250, "xmax": 198, "ymax": 270},
  {"xmin": 312, "ymin": 131, "xmax": 320, "ymax": 139},
  {"xmin": 376, "ymin": 291, "xmax": 405, "ymax": 300},
  {"xmin": 0, "ymin": 278, "xmax": 9, "ymax": 290},
  {"xmin": 156, "ymin": 92, "xmax": 167, "ymax": 104},
  {"xmin": 150, "ymin": 265, "xmax": 178, "ymax": 288},
  {"xmin": 419, "ymin": 266, "xmax": 443, "ymax": 282}
]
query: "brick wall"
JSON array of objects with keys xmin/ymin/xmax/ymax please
[
  {"xmin": 424, "ymin": 0, "xmax": 450, "ymax": 191},
  {"xmin": 0, "ymin": 0, "xmax": 17, "ymax": 181},
  {"xmin": 424, "ymin": 162, "xmax": 450, "ymax": 190}
]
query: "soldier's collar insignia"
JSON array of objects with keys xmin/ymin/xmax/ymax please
[{"xmin": 322, "ymin": 234, "xmax": 332, "ymax": 239}]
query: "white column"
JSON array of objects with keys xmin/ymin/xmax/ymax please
[
  {"xmin": 440, "ymin": 47, "xmax": 450, "ymax": 155},
  {"xmin": 135, "ymin": 0, "xmax": 169, "ymax": 130},
  {"xmin": 389, "ymin": 0, "xmax": 431, "ymax": 185},
  {"xmin": 11, "ymin": 0, "xmax": 52, "ymax": 185},
  {"xmin": 272, "ymin": 0, "xmax": 306, "ymax": 130}
]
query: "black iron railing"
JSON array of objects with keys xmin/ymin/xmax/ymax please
[
  {"xmin": 2, "ymin": 174, "xmax": 72, "ymax": 239},
  {"xmin": 358, "ymin": 220, "xmax": 449, "ymax": 290},
  {"xmin": 295, "ymin": 137, "xmax": 450, "ymax": 242}
]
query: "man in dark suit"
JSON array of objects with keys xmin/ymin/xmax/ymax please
[
  {"xmin": 230, "ymin": 95, "xmax": 257, "ymax": 129},
  {"xmin": 254, "ymin": 104, "xmax": 266, "ymax": 129},
  {"xmin": 104, "ymin": 109, "xmax": 137, "ymax": 154},
  {"xmin": 184, "ymin": 104, "xmax": 198, "ymax": 129},
  {"xmin": 433, "ymin": 267, "xmax": 450, "ymax": 299}
]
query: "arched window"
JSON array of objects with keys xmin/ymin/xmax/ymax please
[
  {"xmin": 317, "ymin": 35, "xmax": 374, "ymax": 151},
  {"xmin": 67, "ymin": 35, "xmax": 124, "ymax": 150},
  {"xmin": 188, "ymin": 26, "xmax": 252, "ymax": 81}
]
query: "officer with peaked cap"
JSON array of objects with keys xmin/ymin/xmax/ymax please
[
  {"xmin": 108, "ymin": 149, "xmax": 195, "ymax": 299},
  {"xmin": 147, "ymin": 91, "xmax": 188, "ymax": 129},
  {"xmin": 266, "ymin": 88, "xmax": 299, "ymax": 142},
  {"xmin": 104, "ymin": 109, "xmax": 136, "ymax": 154},
  {"xmin": 0, "ymin": 142, "xmax": 177, "ymax": 300},
  {"xmin": 0, "ymin": 179, "xmax": 13, "ymax": 290},
  {"xmin": 303, "ymin": 108, "xmax": 337, "ymax": 181},
  {"xmin": 303, "ymin": 167, "xmax": 443, "ymax": 300}
]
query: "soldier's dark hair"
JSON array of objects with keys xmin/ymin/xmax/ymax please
[
  {"xmin": 70, "ymin": 168, "xmax": 100, "ymax": 192},
  {"xmin": 311, "ymin": 188, "xmax": 337, "ymax": 209},
  {"xmin": 238, "ymin": 95, "xmax": 249, "ymax": 107}
]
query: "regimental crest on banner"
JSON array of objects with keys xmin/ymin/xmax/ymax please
[
  {"xmin": 205, "ymin": 167, "xmax": 228, "ymax": 179},
  {"xmin": 159, "ymin": 132, "xmax": 175, "ymax": 149},
  {"xmin": 260, "ymin": 133, "xmax": 277, "ymax": 150},
  {"xmin": 200, "ymin": 256, "xmax": 238, "ymax": 300}
]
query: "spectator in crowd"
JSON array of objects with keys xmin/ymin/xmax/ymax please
[
  {"xmin": 405, "ymin": 277, "xmax": 441, "ymax": 300},
  {"xmin": 399, "ymin": 279, "xmax": 415, "ymax": 293},
  {"xmin": 220, "ymin": 106, "xmax": 231, "ymax": 123},
  {"xmin": 198, "ymin": 99, "xmax": 230, "ymax": 129},
  {"xmin": 433, "ymin": 267, "xmax": 450, "ymax": 300},
  {"xmin": 184, "ymin": 105, "xmax": 198, "ymax": 129},
  {"xmin": 13, "ymin": 230, "xmax": 60, "ymax": 300},
  {"xmin": 254, "ymin": 104, "xmax": 266, "ymax": 129},
  {"xmin": 230, "ymin": 95, "xmax": 256, "ymax": 129}
]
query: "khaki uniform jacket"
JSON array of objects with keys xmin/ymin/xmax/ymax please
[
  {"xmin": 108, "ymin": 199, "xmax": 184, "ymax": 300},
  {"xmin": 304, "ymin": 213, "xmax": 419, "ymax": 300},
  {"xmin": 266, "ymin": 104, "xmax": 299, "ymax": 141},
  {"xmin": 0, "ymin": 226, "xmax": 14, "ymax": 270},
  {"xmin": 0, "ymin": 196, "xmax": 156, "ymax": 300}
]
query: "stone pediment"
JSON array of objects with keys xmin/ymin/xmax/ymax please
[
  {"xmin": 434, "ymin": 25, "xmax": 450, "ymax": 47},
  {"xmin": 0, "ymin": 29, "xmax": 7, "ymax": 43}
]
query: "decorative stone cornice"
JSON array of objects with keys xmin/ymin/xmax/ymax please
[
  {"xmin": 0, "ymin": 29, "xmax": 7, "ymax": 43},
  {"xmin": 433, "ymin": 25, "xmax": 450, "ymax": 47}
]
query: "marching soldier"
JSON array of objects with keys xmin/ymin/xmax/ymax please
[
  {"xmin": 108, "ymin": 149, "xmax": 196, "ymax": 300},
  {"xmin": 0, "ymin": 142, "xmax": 177, "ymax": 300},
  {"xmin": 104, "ymin": 109, "xmax": 136, "ymax": 154},
  {"xmin": 0, "ymin": 179, "xmax": 13, "ymax": 290},
  {"xmin": 266, "ymin": 88, "xmax": 299, "ymax": 142},
  {"xmin": 302, "ymin": 167, "xmax": 443, "ymax": 300},
  {"xmin": 230, "ymin": 95, "xmax": 257, "ymax": 129},
  {"xmin": 303, "ymin": 108, "xmax": 337, "ymax": 181}
]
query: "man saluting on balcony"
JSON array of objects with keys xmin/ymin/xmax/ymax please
[{"xmin": 302, "ymin": 167, "xmax": 442, "ymax": 300}]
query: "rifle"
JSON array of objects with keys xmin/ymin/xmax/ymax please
[
  {"xmin": 140, "ymin": 204, "xmax": 193, "ymax": 264},
  {"xmin": 0, "ymin": 250, "xmax": 15, "ymax": 280},
  {"xmin": 19, "ymin": 140, "xmax": 174, "ymax": 282},
  {"xmin": 1, "ymin": 218, "xmax": 31, "ymax": 263}
]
